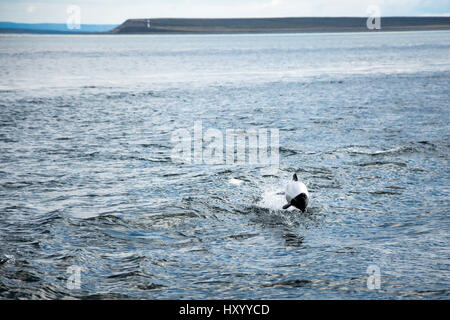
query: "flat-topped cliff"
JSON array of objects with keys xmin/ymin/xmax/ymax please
[{"xmin": 111, "ymin": 17, "xmax": 450, "ymax": 34}]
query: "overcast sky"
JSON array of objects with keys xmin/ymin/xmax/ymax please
[{"xmin": 1, "ymin": 0, "xmax": 449, "ymax": 24}]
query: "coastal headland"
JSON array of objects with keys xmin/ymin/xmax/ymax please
[{"xmin": 111, "ymin": 17, "xmax": 450, "ymax": 34}]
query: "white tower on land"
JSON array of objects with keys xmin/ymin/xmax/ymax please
[{"xmin": 147, "ymin": 19, "xmax": 151, "ymax": 28}]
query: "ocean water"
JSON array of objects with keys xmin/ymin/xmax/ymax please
[{"xmin": 0, "ymin": 31, "xmax": 449, "ymax": 299}]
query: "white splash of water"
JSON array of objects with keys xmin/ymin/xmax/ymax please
[
  {"xmin": 256, "ymin": 184, "xmax": 295, "ymax": 211},
  {"xmin": 228, "ymin": 178, "xmax": 244, "ymax": 186}
]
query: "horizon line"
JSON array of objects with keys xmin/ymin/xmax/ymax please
[{"xmin": 2, "ymin": 15, "xmax": 450, "ymax": 25}]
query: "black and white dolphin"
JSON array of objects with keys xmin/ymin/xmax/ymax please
[{"xmin": 282, "ymin": 173, "xmax": 309, "ymax": 212}]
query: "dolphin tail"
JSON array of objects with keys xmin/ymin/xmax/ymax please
[{"xmin": 293, "ymin": 173, "xmax": 298, "ymax": 181}]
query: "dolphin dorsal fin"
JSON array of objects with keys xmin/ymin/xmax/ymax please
[{"xmin": 293, "ymin": 173, "xmax": 298, "ymax": 181}]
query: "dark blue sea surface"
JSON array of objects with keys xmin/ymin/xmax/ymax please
[{"xmin": 0, "ymin": 31, "xmax": 449, "ymax": 299}]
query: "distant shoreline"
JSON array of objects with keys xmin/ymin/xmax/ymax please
[
  {"xmin": 1, "ymin": 17, "xmax": 450, "ymax": 34},
  {"xmin": 112, "ymin": 17, "xmax": 450, "ymax": 34}
]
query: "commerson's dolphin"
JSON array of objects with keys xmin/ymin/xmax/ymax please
[{"xmin": 282, "ymin": 173, "xmax": 309, "ymax": 212}]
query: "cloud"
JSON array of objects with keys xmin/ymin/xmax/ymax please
[{"xmin": 0, "ymin": 0, "xmax": 449, "ymax": 24}]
